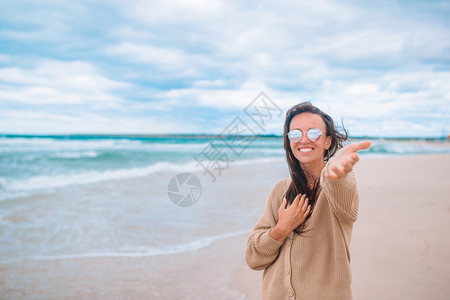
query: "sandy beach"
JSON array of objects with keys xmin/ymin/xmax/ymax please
[
  {"xmin": 237, "ymin": 154, "xmax": 450, "ymax": 300},
  {"xmin": 1, "ymin": 153, "xmax": 449, "ymax": 299}
]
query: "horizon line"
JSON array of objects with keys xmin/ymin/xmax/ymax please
[{"xmin": 1, "ymin": 133, "xmax": 449, "ymax": 140}]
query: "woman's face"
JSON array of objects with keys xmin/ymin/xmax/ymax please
[{"xmin": 288, "ymin": 112, "xmax": 332, "ymax": 167}]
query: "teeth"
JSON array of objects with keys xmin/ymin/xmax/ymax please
[{"xmin": 299, "ymin": 148, "xmax": 313, "ymax": 152}]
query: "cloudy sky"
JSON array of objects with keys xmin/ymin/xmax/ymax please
[{"xmin": 0, "ymin": 0, "xmax": 449, "ymax": 137}]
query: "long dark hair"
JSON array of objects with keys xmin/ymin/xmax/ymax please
[{"xmin": 283, "ymin": 102, "xmax": 349, "ymax": 234}]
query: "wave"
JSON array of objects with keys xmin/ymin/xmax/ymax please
[
  {"xmin": 0, "ymin": 137, "xmax": 122, "ymax": 150},
  {"xmin": 0, "ymin": 229, "xmax": 251, "ymax": 264},
  {"xmin": 242, "ymin": 148, "xmax": 285, "ymax": 155},
  {"xmin": 0, "ymin": 160, "xmax": 199, "ymax": 201},
  {"xmin": 361, "ymin": 141, "xmax": 450, "ymax": 155},
  {"xmin": 52, "ymin": 151, "xmax": 99, "ymax": 159},
  {"xmin": 0, "ymin": 154, "xmax": 287, "ymax": 199},
  {"xmin": 0, "ymin": 138, "xmax": 214, "ymax": 156}
]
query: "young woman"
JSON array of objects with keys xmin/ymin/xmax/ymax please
[{"xmin": 246, "ymin": 102, "xmax": 371, "ymax": 300}]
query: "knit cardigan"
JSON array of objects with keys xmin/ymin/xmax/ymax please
[{"xmin": 246, "ymin": 167, "xmax": 359, "ymax": 300}]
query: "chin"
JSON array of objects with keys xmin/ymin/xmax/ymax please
[{"xmin": 297, "ymin": 158, "xmax": 315, "ymax": 165}]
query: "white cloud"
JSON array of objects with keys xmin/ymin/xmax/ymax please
[
  {"xmin": 0, "ymin": 108, "xmax": 194, "ymax": 134},
  {"xmin": 123, "ymin": 0, "xmax": 225, "ymax": 25},
  {"xmin": 0, "ymin": 0, "xmax": 449, "ymax": 136},
  {"xmin": 0, "ymin": 60, "xmax": 130, "ymax": 105},
  {"xmin": 192, "ymin": 79, "xmax": 227, "ymax": 88},
  {"xmin": 106, "ymin": 43, "xmax": 186, "ymax": 66},
  {"xmin": 0, "ymin": 54, "xmax": 12, "ymax": 63}
]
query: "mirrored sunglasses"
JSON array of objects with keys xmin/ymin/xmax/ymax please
[{"xmin": 287, "ymin": 128, "xmax": 323, "ymax": 143}]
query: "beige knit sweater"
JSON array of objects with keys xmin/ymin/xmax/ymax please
[{"xmin": 246, "ymin": 167, "xmax": 359, "ymax": 300}]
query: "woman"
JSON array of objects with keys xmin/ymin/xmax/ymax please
[{"xmin": 246, "ymin": 102, "xmax": 371, "ymax": 300}]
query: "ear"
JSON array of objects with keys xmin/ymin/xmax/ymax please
[{"xmin": 324, "ymin": 135, "xmax": 332, "ymax": 150}]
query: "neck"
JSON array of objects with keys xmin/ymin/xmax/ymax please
[{"xmin": 300, "ymin": 159, "xmax": 326, "ymax": 186}]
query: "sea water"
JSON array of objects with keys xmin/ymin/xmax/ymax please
[
  {"xmin": 0, "ymin": 134, "xmax": 448, "ymax": 264},
  {"xmin": 1, "ymin": 134, "xmax": 448, "ymax": 201}
]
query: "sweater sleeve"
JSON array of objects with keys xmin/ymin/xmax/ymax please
[
  {"xmin": 320, "ymin": 164, "xmax": 359, "ymax": 223},
  {"xmin": 245, "ymin": 179, "xmax": 286, "ymax": 270}
]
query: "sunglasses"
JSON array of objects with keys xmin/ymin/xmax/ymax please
[{"xmin": 287, "ymin": 128, "xmax": 323, "ymax": 143}]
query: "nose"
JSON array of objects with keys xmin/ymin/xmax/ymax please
[{"xmin": 299, "ymin": 132, "xmax": 309, "ymax": 143}]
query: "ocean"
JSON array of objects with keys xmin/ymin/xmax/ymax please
[{"xmin": 0, "ymin": 134, "xmax": 449, "ymax": 265}]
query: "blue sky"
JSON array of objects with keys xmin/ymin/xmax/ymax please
[{"xmin": 0, "ymin": 0, "xmax": 449, "ymax": 137}]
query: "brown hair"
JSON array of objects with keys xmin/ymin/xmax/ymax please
[{"xmin": 283, "ymin": 102, "xmax": 349, "ymax": 234}]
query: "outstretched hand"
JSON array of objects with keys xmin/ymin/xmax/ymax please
[{"xmin": 325, "ymin": 141, "xmax": 372, "ymax": 180}]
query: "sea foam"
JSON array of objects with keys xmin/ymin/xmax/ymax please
[{"xmin": 0, "ymin": 229, "xmax": 251, "ymax": 263}]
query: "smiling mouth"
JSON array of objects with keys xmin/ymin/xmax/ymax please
[{"xmin": 298, "ymin": 148, "xmax": 313, "ymax": 153}]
